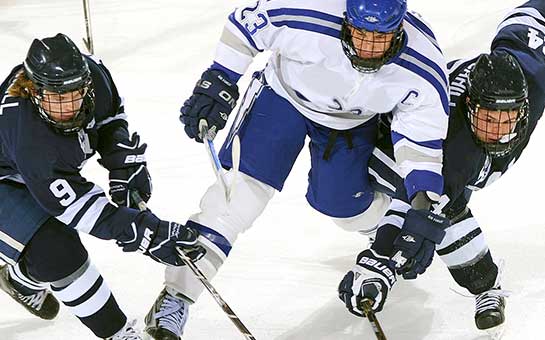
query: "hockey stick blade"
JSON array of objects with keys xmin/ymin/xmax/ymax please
[{"xmin": 82, "ymin": 0, "xmax": 94, "ymax": 54}]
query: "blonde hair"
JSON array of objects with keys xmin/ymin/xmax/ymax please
[{"xmin": 7, "ymin": 70, "xmax": 35, "ymax": 99}]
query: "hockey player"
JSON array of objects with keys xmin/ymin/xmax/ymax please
[
  {"xmin": 143, "ymin": 0, "xmax": 451, "ymax": 338},
  {"xmin": 338, "ymin": 0, "xmax": 545, "ymax": 336},
  {"xmin": 0, "ymin": 34, "xmax": 204, "ymax": 339}
]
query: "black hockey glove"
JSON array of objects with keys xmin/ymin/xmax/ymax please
[
  {"xmin": 180, "ymin": 69, "xmax": 239, "ymax": 142},
  {"xmin": 338, "ymin": 249, "xmax": 397, "ymax": 315},
  {"xmin": 116, "ymin": 211, "xmax": 206, "ymax": 266},
  {"xmin": 389, "ymin": 208, "xmax": 449, "ymax": 279},
  {"xmin": 98, "ymin": 132, "xmax": 152, "ymax": 208}
]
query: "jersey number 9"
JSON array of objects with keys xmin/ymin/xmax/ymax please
[{"xmin": 50, "ymin": 179, "xmax": 77, "ymax": 207}]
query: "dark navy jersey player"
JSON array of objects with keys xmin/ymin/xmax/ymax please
[
  {"xmin": 339, "ymin": 0, "xmax": 545, "ymax": 336},
  {"xmin": 0, "ymin": 34, "xmax": 203, "ymax": 339}
]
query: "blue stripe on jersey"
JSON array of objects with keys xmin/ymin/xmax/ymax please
[
  {"xmin": 405, "ymin": 12, "xmax": 437, "ymax": 39},
  {"xmin": 405, "ymin": 14, "xmax": 442, "ymax": 53},
  {"xmin": 391, "ymin": 131, "xmax": 443, "ymax": 149},
  {"xmin": 405, "ymin": 170, "xmax": 444, "ymax": 199},
  {"xmin": 394, "ymin": 54, "xmax": 449, "ymax": 114},
  {"xmin": 405, "ymin": 47, "xmax": 448, "ymax": 88},
  {"xmin": 269, "ymin": 20, "xmax": 340, "ymax": 39},
  {"xmin": 267, "ymin": 8, "xmax": 343, "ymax": 25},
  {"xmin": 228, "ymin": 12, "xmax": 264, "ymax": 52},
  {"xmin": 186, "ymin": 220, "xmax": 232, "ymax": 256},
  {"xmin": 266, "ymin": 8, "xmax": 342, "ymax": 39},
  {"xmin": 211, "ymin": 62, "xmax": 243, "ymax": 83}
]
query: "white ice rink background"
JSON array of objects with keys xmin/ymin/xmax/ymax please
[{"xmin": 0, "ymin": 1, "xmax": 544, "ymax": 339}]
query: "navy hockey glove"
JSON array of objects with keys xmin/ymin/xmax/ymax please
[
  {"xmin": 98, "ymin": 132, "xmax": 152, "ymax": 207},
  {"xmin": 116, "ymin": 211, "xmax": 206, "ymax": 266},
  {"xmin": 338, "ymin": 249, "xmax": 396, "ymax": 315},
  {"xmin": 180, "ymin": 69, "xmax": 239, "ymax": 142},
  {"xmin": 390, "ymin": 209, "xmax": 449, "ymax": 279}
]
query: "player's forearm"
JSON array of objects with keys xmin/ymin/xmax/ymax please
[
  {"xmin": 84, "ymin": 204, "xmax": 140, "ymax": 240},
  {"xmin": 211, "ymin": 4, "xmax": 274, "ymax": 82},
  {"xmin": 212, "ymin": 24, "xmax": 255, "ymax": 82},
  {"xmin": 403, "ymin": 170, "xmax": 444, "ymax": 201},
  {"xmin": 96, "ymin": 119, "xmax": 130, "ymax": 157},
  {"xmin": 391, "ymin": 134, "xmax": 444, "ymax": 199}
]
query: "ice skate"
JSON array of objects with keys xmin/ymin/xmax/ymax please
[
  {"xmin": 0, "ymin": 264, "xmax": 59, "ymax": 320},
  {"xmin": 107, "ymin": 319, "xmax": 143, "ymax": 340},
  {"xmin": 144, "ymin": 288, "xmax": 189, "ymax": 340}
]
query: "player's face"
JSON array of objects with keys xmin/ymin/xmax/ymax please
[
  {"xmin": 349, "ymin": 26, "xmax": 395, "ymax": 59},
  {"xmin": 473, "ymin": 106, "xmax": 519, "ymax": 143},
  {"xmin": 40, "ymin": 89, "xmax": 85, "ymax": 122}
]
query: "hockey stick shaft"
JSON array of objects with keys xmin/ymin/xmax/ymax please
[
  {"xmin": 199, "ymin": 120, "xmax": 230, "ymax": 200},
  {"xmin": 199, "ymin": 120, "xmax": 240, "ymax": 202},
  {"xmin": 361, "ymin": 299, "xmax": 387, "ymax": 340},
  {"xmin": 175, "ymin": 248, "xmax": 256, "ymax": 340},
  {"xmin": 130, "ymin": 191, "xmax": 256, "ymax": 340},
  {"xmin": 82, "ymin": 0, "xmax": 94, "ymax": 54}
]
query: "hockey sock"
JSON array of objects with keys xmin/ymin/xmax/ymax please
[{"xmin": 50, "ymin": 259, "xmax": 127, "ymax": 338}]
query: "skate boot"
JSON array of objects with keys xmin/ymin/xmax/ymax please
[
  {"xmin": 107, "ymin": 319, "xmax": 142, "ymax": 340},
  {"xmin": 144, "ymin": 288, "xmax": 190, "ymax": 340},
  {"xmin": 474, "ymin": 287, "xmax": 510, "ymax": 339},
  {"xmin": 0, "ymin": 264, "xmax": 59, "ymax": 320}
]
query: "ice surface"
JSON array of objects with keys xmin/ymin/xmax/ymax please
[{"xmin": 1, "ymin": 1, "xmax": 543, "ymax": 339}]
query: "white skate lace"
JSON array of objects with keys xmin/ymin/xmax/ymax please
[
  {"xmin": 17, "ymin": 290, "xmax": 47, "ymax": 311},
  {"xmin": 475, "ymin": 289, "xmax": 510, "ymax": 315},
  {"xmin": 476, "ymin": 258, "xmax": 510, "ymax": 314},
  {"xmin": 109, "ymin": 319, "xmax": 141, "ymax": 340},
  {"xmin": 156, "ymin": 294, "xmax": 189, "ymax": 337},
  {"xmin": 448, "ymin": 259, "xmax": 511, "ymax": 314}
]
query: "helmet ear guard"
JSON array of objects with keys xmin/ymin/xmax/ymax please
[
  {"xmin": 24, "ymin": 33, "xmax": 95, "ymax": 134},
  {"xmin": 466, "ymin": 53, "xmax": 529, "ymax": 157},
  {"xmin": 341, "ymin": 0, "xmax": 407, "ymax": 73}
]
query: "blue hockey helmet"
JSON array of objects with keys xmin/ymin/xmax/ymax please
[
  {"xmin": 24, "ymin": 33, "xmax": 95, "ymax": 134},
  {"xmin": 346, "ymin": 0, "xmax": 407, "ymax": 32},
  {"xmin": 341, "ymin": 0, "xmax": 407, "ymax": 72}
]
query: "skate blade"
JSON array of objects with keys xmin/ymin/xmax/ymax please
[
  {"xmin": 141, "ymin": 332, "xmax": 183, "ymax": 340},
  {"xmin": 485, "ymin": 323, "xmax": 506, "ymax": 340}
]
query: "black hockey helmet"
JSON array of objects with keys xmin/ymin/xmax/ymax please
[
  {"xmin": 24, "ymin": 33, "xmax": 95, "ymax": 134},
  {"xmin": 466, "ymin": 53, "xmax": 529, "ymax": 157}
]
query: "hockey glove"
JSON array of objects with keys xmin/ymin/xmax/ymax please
[
  {"xmin": 389, "ymin": 209, "xmax": 449, "ymax": 279},
  {"xmin": 98, "ymin": 132, "xmax": 152, "ymax": 208},
  {"xmin": 116, "ymin": 211, "xmax": 206, "ymax": 266},
  {"xmin": 338, "ymin": 249, "xmax": 396, "ymax": 315},
  {"xmin": 180, "ymin": 69, "xmax": 239, "ymax": 142}
]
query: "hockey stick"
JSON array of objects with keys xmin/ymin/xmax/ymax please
[
  {"xmin": 175, "ymin": 247, "xmax": 256, "ymax": 340},
  {"xmin": 82, "ymin": 0, "xmax": 94, "ymax": 54},
  {"xmin": 361, "ymin": 299, "xmax": 388, "ymax": 340},
  {"xmin": 198, "ymin": 120, "xmax": 240, "ymax": 202},
  {"xmin": 130, "ymin": 191, "xmax": 256, "ymax": 340}
]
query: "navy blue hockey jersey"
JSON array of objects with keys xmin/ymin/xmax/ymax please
[
  {"xmin": 370, "ymin": 0, "xmax": 545, "ymax": 214},
  {"xmin": 443, "ymin": 0, "xmax": 545, "ymax": 203},
  {"xmin": 0, "ymin": 56, "xmax": 140, "ymax": 238}
]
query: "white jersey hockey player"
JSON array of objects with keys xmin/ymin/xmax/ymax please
[{"xmin": 145, "ymin": 1, "xmax": 450, "ymax": 338}]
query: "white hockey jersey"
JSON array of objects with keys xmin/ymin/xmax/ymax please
[{"xmin": 213, "ymin": 0, "xmax": 449, "ymax": 197}]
